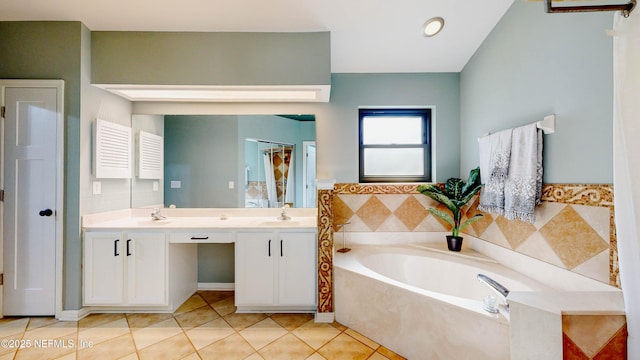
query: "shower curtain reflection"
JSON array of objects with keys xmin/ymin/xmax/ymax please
[{"xmin": 246, "ymin": 139, "xmax": 294, "ymax": 208}]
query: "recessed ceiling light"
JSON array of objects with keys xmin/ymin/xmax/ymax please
[{"xmin": 422, "ymin": 17, "xmax": 444, "ymax": 37}]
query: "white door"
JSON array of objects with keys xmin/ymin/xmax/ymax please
[
  {"xmin": 303, "ymin": 142, "xmax": 316, "ymax": 207},
  {"xmin": 126, "ymin": 232, "xmax": 167, "ymax": 305},
  {"xmin": 278, "ymin": 232, "xmax": 317, "ymax": 306},
  {"xmin": 2, "ymin": 84, "xmax": 60, "ymax": 316},
  {"xmin": 83, "ymin": 232, "xmax": 124, "ymax": 306}
]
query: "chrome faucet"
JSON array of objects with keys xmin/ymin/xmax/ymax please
[
  {"xmin": 477, "ymin": 274, "xmax": 510, "ymax": 312},
  {"xmin": 151, "ymin": 208, "xmax": 166, "ymax": 221},
  {"xmin": 277, "ymin": 205, "xmax": 291, "ymax": 221}
]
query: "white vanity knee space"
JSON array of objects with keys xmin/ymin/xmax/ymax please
[{"xmin": 81, "ymin": 208, "xmax": 318, "ymax": 314}]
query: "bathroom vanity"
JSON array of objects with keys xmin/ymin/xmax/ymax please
[{"xmin": 81, "ymin": 208, "xmax": 318, "ymax": 314}]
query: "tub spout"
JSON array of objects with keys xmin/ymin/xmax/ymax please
[{"xmin": 477, "ymin": 274, "xmax": 510, "ymax": 312}]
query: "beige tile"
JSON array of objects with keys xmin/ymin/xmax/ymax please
[
  {"xmin": 22, "ymin": 320, "xmax": 78, "ymax": 341},
  {"xmin": 393, "ymin": 196, "xmax": 428, "ymax": 231},
  {"xmin": 131, "ymin": 318, "xmax": 182, "ymax": 350},
  {"xmin": 495, "ymin": 215, "xmax": 537, "ymax": 249},
  {"xmin": 126, "ymin": 313, "xmax": 173, "ymax": 329},
  {"xmin": 26, "ymin": 317, "xmax": 60, "ymax": 330},
  {"xmin": 198, "ymin": 333, "xmax": 255, "ymax": 360},
  {"xmin": 332, "ymin": 196, "xmax": 355, "ymax": 231},
  {"xmin": 344, "ymin": 328, "xmax": 379, "ymax": 350},
  {"xmin": 245, "ymin": 353, "xmax": 265, "ymax": 360},
  {"xmin": 540, "ymin": 206, "xmax": 609, "ymax": 269},
  {"xmin": 14, "ymin": 333, "xmax": 76, "ymax": 360},
  {"xmin": 0, "ymin": 352, "xmax": 17, "ymax": 360},
  {"xmin": 291, "ymin": 320, "xmax": 341, "ymax": 350},
  {"xmin": 138, "ymin": 333, "xmax": 196, "ymax": 360},
  {"xmin": 258, "ymin": 333, "xmax": 314, "ymax": 360},
  {"xmin": 180, "ymin": 353, "xmax": 202, "ymax": 360},
  {"xmin": 175, "ymin": 306, "xmax": 220, "ymax": 329},
  {"xmin": 77, "ymin": 333, "xmax": 136, "ymax": 360},
  {"xmin": 211, "ymin": 297, "xmax": 236, "ymax": 317},
  {"xmin": 79, "ymin": 313, "xmax": 126, "ymax": 329},
  {"xmin": 377, "ymin": 346, "xmax": 406, "ymax": 360},
  {"xmin": 173, "ymin": 294, "xmax": 207, "ymax": 315},
  {"xmin": 185, "ymin": 317, "xmax": 235, "ymax": 350},
  {"xmin": 223, "ymin": 313, "xmax": 267, "ymax": 330},
  {"xmin": 239, "ymin": 318, "xmax": 287, "ymax": 350},
  {"xmin": 198, "ymin": 291, "xmax": 234, "ymax": 305},
  {"xmin": 356, "ymin": 196, "xmax": 392, "ymax": 231},
  {"xmin": 52, "ymin": 353, "xmax": 76, "ymax": 360},
  {"xmin": 270, "ymin": 313, "xmax": 314, "ymax": 331},
  {"xmin": 78, "ymin": 317, "xmax": 130, "ymax": 346},
  {"xmin": 368, "ymin": 353, "xmax": 390, "ymax": 360},
  {"xmin": 317, "ymin": 333, "xmax": 374, "ymax": 360},
  {"xmin": 563, "ymin": 315, "xmax": 627, "ymax": 358},
  {"xmin": 0, "ymin": 317, "xmax": 29, "ymax": 338},
  {"xmin": 118, "ymin": 354, "xmax": 139, "ymax": 360},
  {"xmin": 330, "ymin": 322, "xmax": 348, "ymax": 332},
  {"xmin": 304, "ymin": 354, "xmax": 326, "ymax": 360}
]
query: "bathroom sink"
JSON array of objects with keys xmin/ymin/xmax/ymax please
[{"xmin": 258, "ymin": 220, "xmax": 301, "ymax": 227}]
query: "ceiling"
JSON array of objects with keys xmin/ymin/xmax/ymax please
[{"xmin": 0, "ymin": 0, "xmax": 517, "ymax": 73}]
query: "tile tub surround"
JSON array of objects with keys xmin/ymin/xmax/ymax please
[
  {"xmin": 329, "ymin": 183, "xmax": 617, "ymax": 286},
  {"xmin": 0, "ymin": 291, "xmax": 405, "ymax": 360},
  {"xmin": 562, "ymin": 314, "xmax": 627, "ymax": 359}
]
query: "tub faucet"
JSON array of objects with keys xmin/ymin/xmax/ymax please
[
  {"xmin": 151, "ymin": 208, "xmax": 166, "ymax": 221},
  {"xmin": 477, "ymin": 274, "xmax": 510, "ymax": 312}
]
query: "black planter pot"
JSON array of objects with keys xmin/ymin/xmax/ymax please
[{"xmin": 446, "ymin": 235, "xmax": 463, "ymax": 252}]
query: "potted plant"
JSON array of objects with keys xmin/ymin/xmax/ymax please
[{"xmin": 417, "ymin": 167, "xmax": 483, "ymax": 251}]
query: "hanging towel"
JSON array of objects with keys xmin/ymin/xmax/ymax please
[
  {"xmin": 504, "ymin": 123, "xmax": 543, "ymax": 223},
  {"xmin": 478, "ymin": 128, "xmax": 513, "ymax": 215}
]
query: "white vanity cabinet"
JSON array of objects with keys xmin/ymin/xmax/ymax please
[
  {"xmin": 83, "ymin": 231, "xmax": 167, "ymax": 307},
  {"xmin": 235, "ymin": 230, "xmax": 317, "ymax": 312}
]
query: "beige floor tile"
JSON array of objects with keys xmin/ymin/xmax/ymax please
[
  {"xmin": 317, "ymin": 333, "xmax": 375, "ymax": 360},
  {"xmin": 345, "ymin": 328, "xmax": 379, "ymax": 350},
  {"xmin": 22, "ymin": 321, "xmax": 78, "ymax": 341},
  {"xmin": 26, "ymin": 317, "xmax": 60, "ymax": 330},
  {"xmin": 52, "ymin": 352, "xmax": 76, "ymax": 360},
  {"xmin": 211, "ymin": 297, "xmax": 236, "ymax": 317},
  {"xmin": 185, "ymin": 317, "xmax": 235, "ymax": 350},
  {"xmin": 291, "ymin": 320, "xmax": 341, "ymax": 350},
  {"xmin": 305, "ymin": 354, "xmax": 326, "ymax": 360},
  {"xmin": 173, "ymin": 294, "xmax": 207, "ymax": 315},
  {"xmin": 14, "ymin": 333, "xmax": 77, "ymax": 360},
  {"xmin": 131, "ymin": 318, "xmax": 182, "ymax": 350},
  {"xmin": 376, "ymin": 346, "xmax": 406, "ymax": 360},
  {"xmin": 138, "ymin": 332, "xmax": 196, "ymax": 360},
  {"xmin": 198, "ymin": 333, "xmax": 255, "ymax": 360},
  {"xmin": 198, "ymin": 291, "xmax": 234, "ymax": 305},
  {"xmin": 258, "ymin": 333, "xmax": 315, "ymax": 360},
  {"xmin": 270, "ymin": 313, "xmax": 314, "ymax": 331},
  {"xmin": 79, "ymin": 313, "xmax": 126, "ymax": 329},
  {"xmin": 239, "ymin": 318, "xmax": 287, "ymax": 350},
  {"xmin": 77, "ymin": 333, "xmax": 136, "ymax": 360},
  {"xmin": 331, "ymin": 322, "xmax": 348, "ymax": 332},
  {"xmin": 245, "ymin": 353, "xmax": 265, "ymax": 360},
  {"xmin": 118, "ymin": 354, "xmax": 139, "ymax": 360},
  {"xmin": 175, "ymin": 306, "xmax": 220, "ymax": 329},
  {"xmin": 180, "ymin": 353, "xmax": 202, "ymax": 360},
  {"xmin": 78, "ymin": 317, "xmax": 130, "ymax": 346},
  {"xmin": 0, "ymin": 317, "xmax": 29, "ymax": 338},
  {"xmin": 126, "ymin": 313, "xmax": 173, "ymax": 330},
  {"xmin": 368, "ymin": 353, "xmax": 390, "ymax": 360},
  {"xmin": 223, "ymin": 313, "xmax": 267, "ymax": 330},
  {"xmin": 0, "ymin": 352, "xmax": 17, "ymax": 360}
]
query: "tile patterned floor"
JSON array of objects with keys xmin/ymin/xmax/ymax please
[{"xmin": 0, "ymin": 291, "xmax": 405, "ymax": 360}]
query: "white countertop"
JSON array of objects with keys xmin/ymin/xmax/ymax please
[{"xmin": 82, "ymin": 208, "xmax": 318, "ymax": 230}]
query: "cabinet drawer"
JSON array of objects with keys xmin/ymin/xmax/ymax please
[{"xmin": 169, "ymin": 231, "xmax": 234, "ymax": 243}]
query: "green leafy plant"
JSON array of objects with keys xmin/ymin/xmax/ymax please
[{"xmin": 417, "ymin": 167, "xmax": 483, "ymax": 237}]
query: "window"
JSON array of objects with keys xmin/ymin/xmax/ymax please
[{"xmin": 359, "ymin": 108, "xmax": 431, "ymax": 182}]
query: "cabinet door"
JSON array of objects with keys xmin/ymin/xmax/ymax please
[
  {"xmin": 235, "ymin": 232, "xmax": 275, "ymax": 306},
  {"xmin": 278, "ymin": 232, "xmax": 317, "ymax": 306},
  {"xmin": 84, "ymin": 232, "xmax": 124, "ymax": 305},
  {"xmin": 126, "ymin": 232, "xmax": 167, "ymax": 305}
]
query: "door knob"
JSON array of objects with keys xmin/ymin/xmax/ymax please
[{"xmin": 39, "ymin": 209, "xmax": 53, "ymax": 217}]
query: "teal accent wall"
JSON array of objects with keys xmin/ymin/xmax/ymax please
[
  {"xmin": 460, "ymin": 2, "xmax": 613, "ymax": 183},
  {"xmin": 91, "ymin": 31, "xmax": 331, "ymax": 86},
  {"xmin": 0, "ymin": 21, "xmax": 84, "ymax": 311},
  {"xmin": 326, "ymin": 73, "xmax": 461, "ymax": 182}
]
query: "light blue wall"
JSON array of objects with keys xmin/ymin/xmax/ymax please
[{"xmin": 460, "ymin": 1, "xmax": 613, "ymax": 183}]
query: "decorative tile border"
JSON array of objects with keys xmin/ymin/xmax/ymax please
[
  {"xmin": 317, "ymin": 189, "xmax": 334, "ymax": 313},
  {"xmin": 317, "ymin": 183, "xmax": 619, "ymax": 314}
]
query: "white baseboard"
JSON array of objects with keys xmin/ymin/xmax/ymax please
[
  {"xmin": 197, "ymin": 282, "xmax": 235, "ymax": 291},
  {"xmin": 57, "ymin": 307, "xmax": 91, "ymax": 321},
  {"xmin": 314, "ymin": 312, "xmax": 334, "ymax": 323}
]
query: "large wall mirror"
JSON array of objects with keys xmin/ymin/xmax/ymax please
[{"xmin": 131, "ymin": 114, "xmax": 316, "ymax": 209}]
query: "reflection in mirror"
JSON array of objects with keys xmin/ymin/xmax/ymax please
[{"xmin": 131, "ymin": 114, "xmax": 316, "ymax": 208}]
